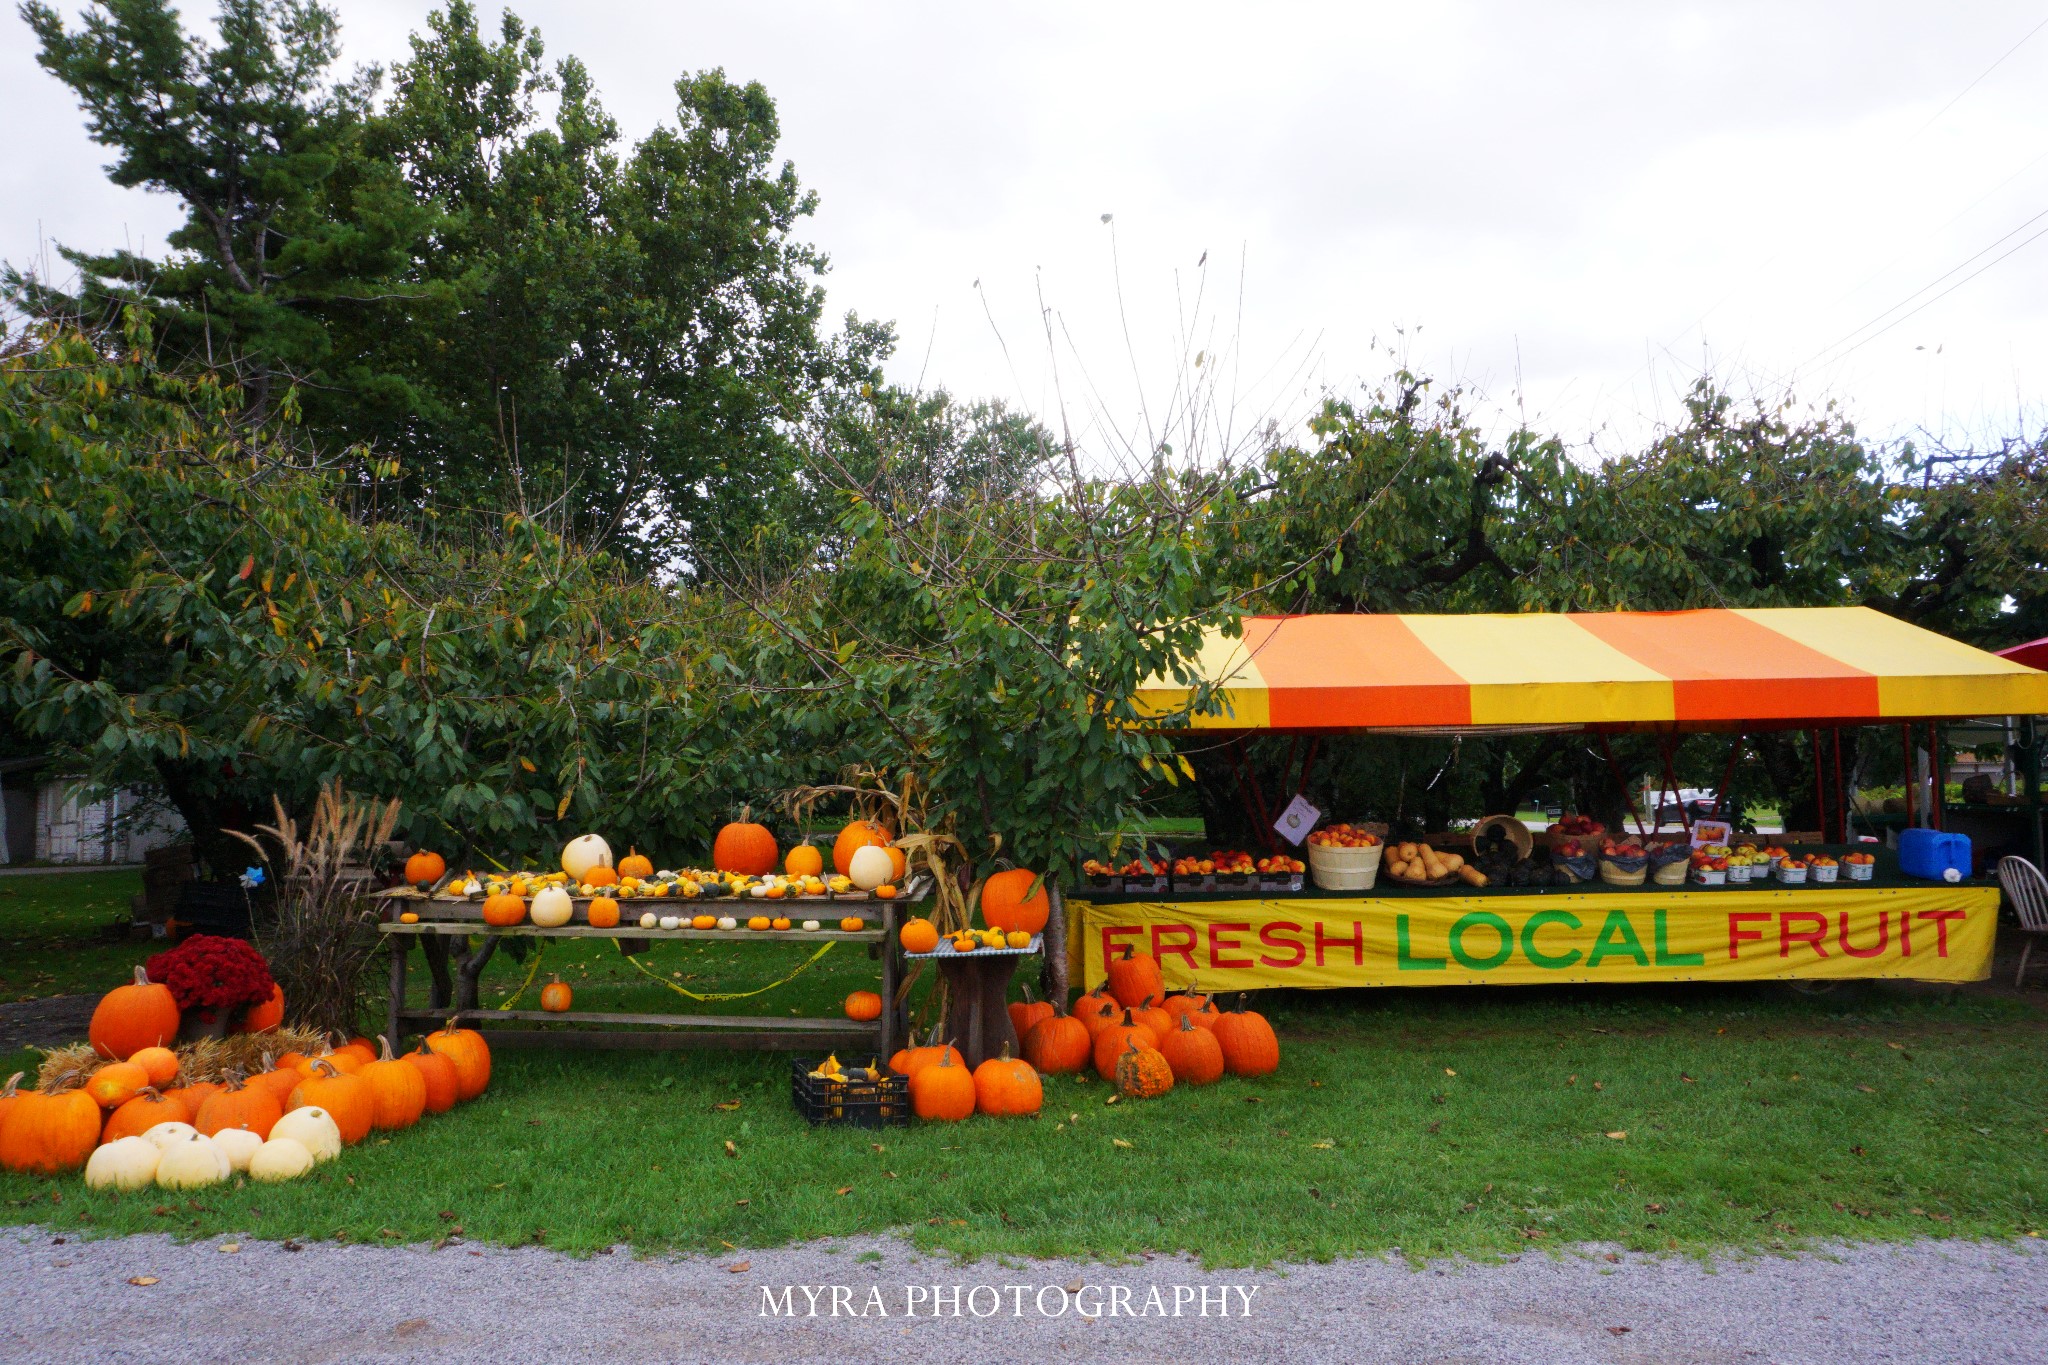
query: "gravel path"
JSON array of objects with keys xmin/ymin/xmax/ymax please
[{"xmin": 4, "ymin": 1229, "xmax": 2042, "ymax": 1364}]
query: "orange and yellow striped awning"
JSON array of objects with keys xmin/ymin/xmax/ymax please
[{"xmin": 1134, "ymin": 608, "xmax": 2048, "ymax": 732}]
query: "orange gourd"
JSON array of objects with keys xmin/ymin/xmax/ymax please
[
  {"xmin": 195, "ymin": 1073, "xmax": 283, "ymax": 1139},
  {"xmin": 899, "ymin": 918, "xmax": 939, "ymax": 954},
  {"xmin": 101, "ymin": 1086, "xmax": 189, "ymax": 1143},
  {"xmin": 84, "ymin": 1061, "xmax": 150, "ymax": 1110},
  {"xmin": 1211, "ymin": 1003, "xmax": 1281, "ymax": 1077},
  {"xmin": 1161, "ymin": 989, "xmax": 1219, "ymax": 1030},
  {"xmin": 1021, "ymin": 1013, "xmax": 1092, "ymax": 1075},
  {"xmin": 425, "ymin": 1019, "xmax": 492, "ymax": 1100},
  {"xmin": 238, "ymin": 984, "xmax": 286, "ymax": 1033},
  {"xmin": 617, "ymin": 848, "xmax": 655, "ymax": 879},
  {"xmin": 360, "ymin": 1036, "xmax": 427, "ymax": 1131},
  {"xmin": 890, "ymin": 1030, "xmax": 964, "ymax": 1078},
  {"xmin": 1104, "ymin": 945, "xmax": 1164, "ymax": 1009},
  {"xmin": 404, "ymin": 1041, "xmax": 460, "ymax": 1114},
  {"xmin": 1007, "ymin": 996, "xmax": 1055, "ymax": 1040},
  {"xmin": 164, "ymin": 1080, "xmax": 222, "ymax": 1117},
  {"xmin": 0, "ymin": 1073, "xmax": 25, "ymax": 1135},
  {"xmin": 1092, "ymin": 1009, "xmax": 1160, "ymax": 1081},
  {"xmin": 89, "ymin": 966, "xmax": 180, "ymax": 1061},
  {"xmin": 784, "ymin": 844, "xmax": 824, "ymax": 878},
  {"xmin": 980, "ymin": 868, "xmax": 1050, "ymax": 934},
  {"xmin": 287, "ymin": 1061, "xmax": 373, "ymax": 1143},
  {"xmin": 404, "ymin": 850, "xmax": 447, "ymax": 886},
  {"xmin": 832, "ymin": 819, "xmax": 891, "ymax": 876},
  {"xmin": 587, "ymin": 896, "xmax": 620, "ymax": 929},
  {"xmin": 1130, "ymin": 1002, "xmax": 1174, "ymax": 1047},
  {"xmin": 247, "ymin": 1058, "xmax": 302, "ymax": 1110},
  {"xmin": 1157, "ymin": 1013, "xmax": 1225, "ymax": 1085},
  {"xmin": 127, "ymin": 1046, "xmax": 180, "ymax": 1087},
  {"xmin": 540, "ymin": 978, "xmax": 573, "ymax": 1013},
  {"xmin": 481, "ymin": 892, "xmax": 527, "ymax": 927},
  {"xmin": 843, "ymin": 990, "xmax": 883, "ymax": 1022},
  {"xmin": 1113, "ymin": 1037, "xmax": 1175, "ymax": 1099},
  {"xmin": 972, "ymin": 1045, "xmax": 1043, "ymax": 1117},
  {"xmin": 582, "ymin": 865, "xmax": 619, "ymax": 888},
  {"xmin": 714, "ymin": 807, "xmax": 779, "ymax": 875},
  {"xmin": 0, "ymin": 1081, "xmax": 102, "ymax": 1174},
  {"xmin": 909, "ymin": 1048, "xmax": 976, "ymax": 1121}
]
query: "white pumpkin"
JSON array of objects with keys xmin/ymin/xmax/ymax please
[
  {"xmin": 248, "ymin": 1137, "xmax": 316, "ymax": 1183},
  {"xmin": 209, "ymin": 1126, "xmax": 264, "ymax": 1173},
  {"xmin": 269, "ymin": 1106, "xmax": 343, "ymax": 1164},
  {"xmin": 155, "ymin": 1133, "xmax": 229, "ymax": 1189},
  {"xmin": 84, "ymin": 1136, "xmax": 161, "ymax": 1191},
  {"xmin": 139, "ymin": 1121, "xmax": 200, "ymax": 1152},
  {"xmin": 560, "ymin": 834, "xmax": 613, "ymax": 882},
  {"xmin": 530, "ymin": 884, "xmax": 574, "ymax": 928},
  {"xmin": 638, "ymin": 912, "xmax": 658, "ymax": 929},
  {"xmin": 801, "ymin": 919, "xmax": 820, "ymax": 931},
  {"xmin": 658, "ymin": 914, "xmax": 682, "ymax": 930},
  {"xmin": 847, "ymin": 844, "xmax": 895, "ymax": 891},
  {"xmin": 715, "ymin": 915, "xmax": 738, "ymax": 931}
]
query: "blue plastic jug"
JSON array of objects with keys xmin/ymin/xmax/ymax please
[{"xmin": 1897, "ymin": 827, "xmax": 1971, "ymax": 881}]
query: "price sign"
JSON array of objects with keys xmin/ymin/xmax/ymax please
[{"xmin": 1274, "ymin": 794, "xmax": 1321, "ymax": 846}]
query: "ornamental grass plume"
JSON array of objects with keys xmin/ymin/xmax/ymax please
[{"xmin": 230, "ymin": 779, "xmax": 400, "ymax": 1038}]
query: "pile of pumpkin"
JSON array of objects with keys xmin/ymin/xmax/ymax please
[
  {"xmin": 884, "ymin": 943, "xmax": 1279, "ymax": 1121},
  {"xmin": 0, "ymin": 968, "xmax": 493, "ymax": 1187}
]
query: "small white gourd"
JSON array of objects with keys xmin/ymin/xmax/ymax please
[
  {"xmin": 560, "ymin": 834, "xmax": 613, "ymax": 882},
  {"xmin": 139, "ymin": 1121, "xmax": 200, "ymax": 1152},
  {"xmin": 269, "ymin": 1106, "xmax": 343, "ymax": 1164},
  {"xmin": 847, "ymin": 844, "xmax": 895, "ymax": 891},
  {"xmin": 208, "ymin": 1126, "xmax": 264, "ymax": 1172},
  {"xmin": 530, "ymin": 884, "xmax": 574, "ymax": 928},
  {"xmin": 84, "ymin": 1136, "xmax": 161, "ymax": 1191},
  {"xmin": 155, "ymin": 1133, "xmax": 229, "ymax": 1189}
]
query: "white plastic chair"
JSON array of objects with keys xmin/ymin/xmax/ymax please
[{"xmin": 1996, "ymin": 856, "xmax": 2048, "ymax": 988}]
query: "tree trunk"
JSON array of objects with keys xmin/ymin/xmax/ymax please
[{"xmin": 151, "ymin": 755, "xmax": 249, "ymax": 879}]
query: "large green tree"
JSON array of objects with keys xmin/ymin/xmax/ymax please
[{"xmin": 13, "ymin": 0, "xmax": 889, "ymax": 568}]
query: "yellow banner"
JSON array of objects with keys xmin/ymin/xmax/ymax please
[{"xmin": 1069, "ymin": 887, "xmax": 1997, "ymax": 990}]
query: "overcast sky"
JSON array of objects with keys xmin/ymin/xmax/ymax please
[{"xmin": 7, "ymin": 2, "xmax": 2048, "ymax": 461}]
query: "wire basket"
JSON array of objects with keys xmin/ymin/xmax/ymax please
[{"xmin": 790, "ymin": 1058, "xmax": 910, "ymax": 1128}]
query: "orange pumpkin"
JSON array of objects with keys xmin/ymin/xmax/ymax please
[
  {"xmin": 891, "ymin": 1033, "xmax": 964, "ymax": 1079},
  {"xmin": 1104, "ymin": 944, "xmax": 1164, "ymax": 1009},
  {"xmin": 587, "ymin": 896, "xmax": 621, "ymax": 929},
  {"xmin": 714, "ymin": 808, "xmax": 779, "ymax": 875},
  {"xmin": 540, "ymin": 978, "xmax": 573, "ymax": 1013},
  {"xmin": 84, "ymin": 1061, "xmax": 150, "ymax": 1110},
  {"xmin": 0, "ymin": 1082, "xmax": 102, "ymax": 1174},
  {"xmin": 909, "ymin": 1048, "xmax": 976, "ymax": 1121},
  {"xmin": 981, "ymin": 868, "xmax": 1050, "ymax": 934},
  {"xmin": 101, "ymin": 1086, "xmax": 190, "ymax": 1143},
  {"xmin": 481, "ymin": 892, "xmax": 527, "ymax": 927},
  {"xmin": 0, "ymin": 1073, "xmax": 21, "ymax": 1135},
  {"xmin": 1022, "ymin": 1014, "xmax": 1091, "ymax": 1075},
  {"xmin": 164, "ymin": 1080, "xmax": 223, "ymax": 1117},
  {"xmin": 617, "ymin": 848, "xmax": 655, "ymax": 879},
  {"xmin": 426, "ymin": 1019, "xmax": 492, "ymax": 1100},
  {"xmin": 972, "ymin": 1045, "xmax": 1043, "ymax": 1117},
  {"xmin": 247, "ymin": 1060, "xmax": 302, "ymax": 1111},
  {"xmin": 1091, "ymin": 1010, "xmax": 1160, "ymax": 1081},
  {"xmin": 404, "ymin": 850, "xmax": 447, "ymax": 886},
  {"xmin": 832, "ymin": 819, "xmax": 891, "ymax": 876},
  {"xmin": 1157, "ymin": 1013, "xmax": 1225, "ymax": 1085},
  {"xmin": 838, "ymin": 916, "xmax": 865, "ymax": 933},
  {"xmin": 89, "ymin": 966, "xmax": 180, "ymax": 1061},
  {"xmin": 1008, "ymin": 996, "xmax": 1055, "ymax": 1039},
  {"xmin": 360, "ymin": 1037, "xmax": 427, "ymax": 1130},
  {"xmin": 899, "ymin": 918, "xmax": 939, "ymax": 954},
  {"xmin": 404, "ymin": 1041, "xmax": 460, "ymax": 1114},
  {"xmin": 195, "ymin": 1073, "xmax": 282, "ymax": 1139},
  {"xmin": 886, "ymin": 845, "xmax": 909, "ymax": 881},
  {"xmin": 238, "ymin": 984, "xmax": 286, "ymax": 1033},
  {"xmin": 785, "ymin": 844, "xmax": 824, "ymax": 878},
  {"xmin": 1161, "ymin": 990, "xmax": 1218, "ymax": 1030},
  {"xmin": 1212, "ymin": 1003, "xmax": 1281, "ymax": 1077},
  {"xmin": 582, "ymin": 865, "xmax": 619, "ymax": 888},
  {"xmin": 843, "ymin": 990, "xmax": 883, "ymax": 1022},
  {"xmin": 1072, "ymin": 985, "xmax": 1122, "ymax": 1035},
  {"xmin": 298, "ymin": 1049, "xmax": 362, "ymax": 1077},
  {"xmin": 1113, "ymin": 1037, "xmax": 1175, "ymax": 1099},
  {"xmin": 1130, "ymin": 1002, "xmax": 1174, "ymax": 1046},
  {"xmin": 287, "ymin": 1061, "xmax": 373, "ymax": 1143}
]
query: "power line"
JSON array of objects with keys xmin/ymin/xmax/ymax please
[
  {"xmin": 1814, "ymin": 218, "xmax": 2048, "ymax": 366},
  {"xmin": 1909, "ymin": 13, "xmax": 2048, "ymax": 139}
]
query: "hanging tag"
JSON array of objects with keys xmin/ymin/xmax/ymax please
[{"xmin": 1274, "ymin": 794, "xmax": 1321, "ymax": 846}]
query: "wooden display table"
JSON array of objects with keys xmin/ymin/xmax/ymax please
[
  {"xmin": 904, "ymin": 935, "xmax": 1043, "ymax": 1069},
  {"xmin": 376, "ymin": 887, "xmax": 916, "ymax": 1058}
]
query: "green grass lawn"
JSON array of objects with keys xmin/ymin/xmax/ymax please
[
  {"xmin": 0, "ymin": 869, "xmax": 147, "ymax": 1000},
  {"xmin": 3, "ymin": 871, "xmax": 2045, "ymax": 1265}
]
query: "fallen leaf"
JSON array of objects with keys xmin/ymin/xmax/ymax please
[
  {"xmin": 1857, "ymin": 1084, "xmax": 1876, "ymax": 1093},
  {"xmin": 218, "ymin": 1243, "xmax": 240, "ymax": 1254},
  {"xmin": 1607, "ymin": 1326, "xmax": 1631, "ymax": 1336},
  {"xmin": 1603, "ymin": 1252, "xmax": 1620, "ymax": 1263},
  {"xmin": 1605, "ymin": 1131, "xmax": 1628, "ymax": 1140},
  {"xmin": 1104, "ymin": 1094, "xmax": 1119, "ymax": 1105},
  {"xmin": 835, "ymin": 1186, "xmax": 854, "ymax": 1196},
  {"xmin": 1064, "ymin": 1278, "xmax": 1085, "ymax": 1293},
  {"xmin": 713, "ymin": 1100, "xmax": 741, "ymax": 1112},
  {"xmin": 1680, "ymin": 1073, "xmax": 1695, "ymax": 1083},
  {"xmin": 1111, "ymin": 1138, "xmax": 1133, "ymax": 1149},
  {"xmin": 1311, "ymin": 1140, "xmax": 1334, "ymax": 1150},
  {"xmin": 127, "ymin": 1276, "xmax": 159, "ymax": 1287},
  {"xmin": 1887, "ymin": 1041, "xmax": 1903, "ymax": 1049},
  {"xmin": 723, "ymin": 1141, "xmax": 738, "ymax": 1158},
  {"xmin": 870, "ymin": 1143, "xmax": 886, "ymax": 1153},
  {"xmin": 394, "ymin": 1319, "xmax": 429, "ymax": 1337},
  {"xmin": 1068, "ymin": 1113, "xmax": 1079, "ymax": 1123},
  {"xmin": 1444, "ymin": 1068, "xmax": 1457, "ymax": 1076},
  {"xmin": 728, "ymin": 1261, "xmax": 750, "ymax": 1273},
  {"xmin": 734, "ymin": 1199, "xmax": 749, "ymax": 1207}
]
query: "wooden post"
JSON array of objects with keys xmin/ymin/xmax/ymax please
[
  {"xmin": 421, "ymin": 936, "xmax": 454, "ymax": 1009},
  {"xmin": 386, "ymin": 937, "xmax": 407, "ymax": 1048},
  {"xmin": 878, "ymin": 897, "xmax": 899, "ymax": 1062},
  {"xmin": 1041, "ymin": 880, "xmax": 1069, "ymax": 1008}
]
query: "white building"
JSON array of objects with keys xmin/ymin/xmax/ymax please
[{"xmin": 0, "ymin": 765, "xmax": 188, "ymax": 865}]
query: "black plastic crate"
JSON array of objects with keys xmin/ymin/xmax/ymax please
[{"xmin": 790, "ymin": 1057, "xmax": 911, "ymax": 1128}]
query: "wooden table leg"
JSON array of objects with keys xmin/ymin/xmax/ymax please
[
  {"xmin": 455, "ymin": 935, "xmax": 500, "ymax": 1013},
  {"xmin": 940, "ymin": 956, "xmax": 1020, "ymax": 1069},
  {"xmin": 1042, "ymin": 882, "xmax": 1069, "ymax": 1008},
  {"xmin": 878, "ymin": 899, "xmax": 899, "ymax": 1063},
  {"xmin": 386, "ymin": 937, "xmax": 407, "ymax": 1048},
  {"xmin": 422, "ymin": 935, "xmax": 454, "ymax": 1009}
]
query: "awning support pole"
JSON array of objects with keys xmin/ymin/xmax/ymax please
[
  {"xmin": 1810, "ymin": 729, "xmax": 1826, "ymax": 843},
  {"xmin": 1901, "ymin": 724, "xmax": 1915, "ymax": 827},
  {"xmin": 1716, "ymin": 733, "xmax": 1744, "ymax": 823},
  {"xmin": 1831, "ymin": 728, "xmax": 1848, "ymax": 843},
  {"xmin": 1595, "ymin": 731, "xmax": 1646, "ymax": 838}
]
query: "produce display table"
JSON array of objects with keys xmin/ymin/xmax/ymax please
[
  {"xmin": 1066, "ymin": 848, "xmax": 1996, "ymax": 991},
  {"xmin": 904, "ymin": 936, "xmax": 1044, "ymax": 1068},
  {"xmin": 375, "ymin": 888, "xmax": 913, "ymax": 1057}
]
